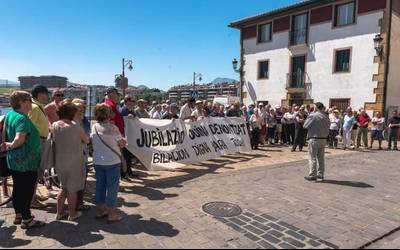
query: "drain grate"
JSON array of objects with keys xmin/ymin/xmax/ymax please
[{"xmin": 202, "ymin": 202, "xmax": 242, "ymax": 218}]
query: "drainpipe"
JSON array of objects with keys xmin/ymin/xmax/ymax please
[{"xmin": 383, "ymin": 0, "xmax": 393, "ymax": 117}]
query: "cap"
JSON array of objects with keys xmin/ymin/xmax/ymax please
[
  {"xmin": 196, "ymin": 100, "xmax": 203, "ymax": 105},
  {"xmin": 170, "ymin": 103, "xmax": 179, "ymax": 109}
]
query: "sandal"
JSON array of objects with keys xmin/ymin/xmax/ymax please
[
  {"xmin": 107, "ymin": 214, "xmax": 122, "ymax": 224},
  {"xmin": 21, "ymin": 219, "xmax": 45, "ymax": 230},
  {"xmin": 68, "ymin": 211, "xmax": 83, "ymax": 221},
  {"xmin": 55, "ymin": 213, "xmax": 69, "ymax": 221}
]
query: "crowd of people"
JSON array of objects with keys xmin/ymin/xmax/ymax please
[{"xmin": 1, "ymin": 84, "xmax": 399, "ymax": 230}]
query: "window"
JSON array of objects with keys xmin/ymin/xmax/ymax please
[
  {"xmin": 258, "ymin": 61, "xmax": 269, "ymax": 79},
  {"xmin": 334, "ymin": 49, "xmax": 351, "ymax": 73},
  {"xmin": 330, "ymin": 99, "xmax": 350, "ymax": 112},
  {"xmin": 335, "ymin": 2, "xmax": 356, "ymax": 27},
  {"xmin": 291, "ymin": 13, "xmax": 308, "ymax": 46},
  {"xmin": 258, "ymin": 23, "xmax": 272, "ymax": 43}
]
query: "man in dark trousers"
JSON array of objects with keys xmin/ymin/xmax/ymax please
[{"xmin": 303, "ymin": 102, "xmax": 330, "ymax": 181}]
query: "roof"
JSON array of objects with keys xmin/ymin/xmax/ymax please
[{"xmin": 229, "ymin": 0, "xmax": 335, "ymax": 28}]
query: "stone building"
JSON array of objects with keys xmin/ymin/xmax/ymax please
[{"xmin": 230, "ymin": 0, "xmax": 400, "ymax": 114}]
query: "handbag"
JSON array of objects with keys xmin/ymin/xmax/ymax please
[
  {"xmin": 0, "ymin": 117, "xmax": 11, "ymax": 177},
  {"xmin": 94, "ymin": 125, "xmax": 128, "ymax": 174},
  {"xmin": 40, "ymin": 132, "xmax": 55, "ymax": 171}
]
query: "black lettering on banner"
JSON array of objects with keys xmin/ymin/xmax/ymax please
[
  {"xmin": 231, "ymin": 138, "xmax": 244, "ymax": 147},
  {"xmin": 212, "ymin": 139, "xmax": 228, "ymax": 153},
  {"xmin": 208, "ymin": 122, "xmax": 248, "ymax": 136},
  {"xmin": 189, "ymin": 125, "xmax": 209, "ymax": 140},
  {"xmin": 192, "ymin": 142, "xmax": 212, "ymax": 156},
  {"xmin": 152, "ymin": 149, "xmax": 190, "ymax": 164},
  {"xmin": 136, "ymin": 128, "xmax": 185, "ymax": 148}
]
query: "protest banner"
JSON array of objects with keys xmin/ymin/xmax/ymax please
[{"xmin": 125, "ymin": 117, "xmax": 251, "ymax": 170}]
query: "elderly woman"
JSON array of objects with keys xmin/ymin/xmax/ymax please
[
  {"xmin": 2, "ymin": 91, "xmax": 45, "ymax": 229},
  {"xmin": 91, "ymin": 104, "xmax": 127, "ymax": 223},
  {"xmin": 53, "ymin": 101, "xmax": 90, "ymax": 221}
]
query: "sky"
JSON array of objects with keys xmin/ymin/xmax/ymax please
[{"xmin": 0, "ymin": 0, "xmax": 298, "ymax": 91}]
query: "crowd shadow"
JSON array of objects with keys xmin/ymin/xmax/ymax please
[
  {"xmin": 318, "ymin": 180, "xmax": 374, "ymax": 188},
  {"xmin": 141, "ymin": 153, "xmax": 266, "ymax": 190},
  {"xmin": 25, "ymin": 212, "xmax": 179, "ymax": 248},
  {"xmin": 0, "ymin": 226, "xmax": 31, "ymax": 248}
]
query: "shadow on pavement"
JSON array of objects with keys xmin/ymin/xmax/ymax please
[
  {"xmin": 0, "ymin": 226, "xmax": 31, "ymax": 248},
  {"xmin": 319, "ymin": 180, "xmax": 374, "ymax": 188},
  {"xmin": 25, "ymin": 213, "xmax": 179, "ymax": 248}
]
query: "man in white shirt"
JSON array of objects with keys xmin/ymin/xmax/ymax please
[{"xmin": 180, "ymin": 98, "xmax": 196, "ymax": 121}]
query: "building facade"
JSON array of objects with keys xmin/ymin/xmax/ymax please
[
  {"xmin": 230, "ymin": 0, "xmax": 400, "ymax": 114},
  {"xmin": 168, "ymin": 82, "xmax": 239, "ymax": 103},
  {"xmin": 19, "ymin": 76, "xmax": 68, "ymax": 90}
]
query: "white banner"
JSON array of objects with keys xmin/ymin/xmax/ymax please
[{"xmin": 125, "ymin": 117, "xmax": 252, "ymax": 171}]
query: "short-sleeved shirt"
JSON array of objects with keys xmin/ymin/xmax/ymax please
[
  {"xmin": 135, "ymin": 108, "xmax": 150, "ymax": 119},
  {"xmin": 29, "ymin": 99, "xmax": 50, "ymax": 138},
  {"xmin": 372, "ymin": 117, "xmax": 385, "ymax": 131},
  {"xmin": 357, "ymin": 114, "xmax": 371, "ymax": 128},
  {"xmin": 5, "ymin": 110, "xmax": 41, "ymax": 172},
  {"xmin": 343, "ymin": 115, "xmax": 356, "ymax": 130},
  {"xmin": 388, "ymin": 116, "xmax": 400, "ymax": 131}
]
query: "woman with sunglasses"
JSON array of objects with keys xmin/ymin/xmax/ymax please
[{"xmin": 44, "ymin": 89, "xmax": 65, "ymax": 125}]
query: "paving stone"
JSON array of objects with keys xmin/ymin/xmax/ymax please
[
  {"xmin": 253, "ymin": 216, "xmax": 269, "ymax": 223},
  {"xmin": 258, "ymin": 240, "xmax": 277, "ymax": 249},
  {"xmin": 267, "ymin": 223, "xmax": 285, "ymax": 232},
  {"xmin": 261, "ymin": 234, "xmax": 281, "ymax": 244},
  {"xmin": 268, "ymin": 230, "xmax": 285, "ymax": 239},
  {"xmin": 238, "ymin": 215, "xmax": 252, "ymax": 223},
  {"xmin": 214, "ymin": 217, "xmax": 229, "ymax": 224},
  {"xmin": 298, "ymin": 230, "xmax": 319, "ymax": 240},
  {"xmin": 307, "ymin": 239, "xmax": 322, "ymax": 247},
  {"xmin": 260, "ymin": 214, "xmax": 278, "ymax": 222},
  {"xmin": 278, "ymin": 242, "xmax": 296, "ymax": 249},
  {"xmin": 244, "ymin": 225, "xmax": 265, "ymax": 235},
  {"xmin": 243, "ymin": 212, "xmax": 256, "ymax": 218},
  {"xmin": 318, "ymin": 239, "xmax": 339, "ymax": 249},
  {"xmin": 229, "ymin": 217, "xmax": 247, "ymax": 226},
  {"xmin": 285, "ymin": 230, "xmax": 306, "ymax": 241},
  {"xmin": 251, "ymin": 221, "xmax": 271, "ymax": 231},
  {"xmin": 226, "ymin": 223, "xmax": 246, "ymax": 233},
  {"xmin": 282, "ymin": 237, "xmax": 306, "ymax": 248},
  {"xmin": 244, "ymin": 233, "xmax": 260, "ymax": 242},
  {"xmin": 277, "ymin": 221, "xmax": 300, "ymax": 232}
]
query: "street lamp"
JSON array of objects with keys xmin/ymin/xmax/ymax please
[
  {"xmin": 121, "ymin": 58, "xmax": 133, "ymax": 97},
  {"xmin": 232, "ymin": 58, "xmax": 244, "ymax": 101},
  {"xmin": 232, "ymin": 58, "xmax": 239, "ymax": 73},
  {"xmin": 374, "ymin": 34, "xmax": 384, "ymax": 60},
  {"xmin": 193, "ymin": 72, "xmax": 202, "ymax": 91}
]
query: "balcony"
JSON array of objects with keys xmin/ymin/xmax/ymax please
[
  {"xmin": 290, "ymin": 28, "xmax": 308, "ymax": 47},
  {"xmin": 286, "ymin": 72, "xmax": 308, "ymax": 94}
]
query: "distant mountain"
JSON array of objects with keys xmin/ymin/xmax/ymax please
[
  {"xmin": 211, "ymin": 78, "xmax": 238, "ymax": 85},
  {"xmin": 137, "ymin": 85, "xmax": 149, "ymax": 90},
  {"xmin": 0, "ymin": 79, "xmax": 19, "ymax": 87}
]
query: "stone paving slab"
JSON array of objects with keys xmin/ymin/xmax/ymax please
[{"xmin": 1, "ymin": 150, "xmax": 400, "ymax": 249}]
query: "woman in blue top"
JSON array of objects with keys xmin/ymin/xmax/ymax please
[
  {"xmin": 2, "ymin": 91, "xmax": 45, "ymax": 229},
  {"xmin": 342, "ymin": 107, "xmax": 357, "ymax": 150}
]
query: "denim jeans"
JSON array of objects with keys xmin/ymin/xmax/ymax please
[{"xmin": 94, "ymin": 164, "xmax": 121, "ymax": 207}]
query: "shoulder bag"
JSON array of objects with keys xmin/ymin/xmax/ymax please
[{"xmin": 94, "ymin": 125, "xmax": 127, "ymax": 174}]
